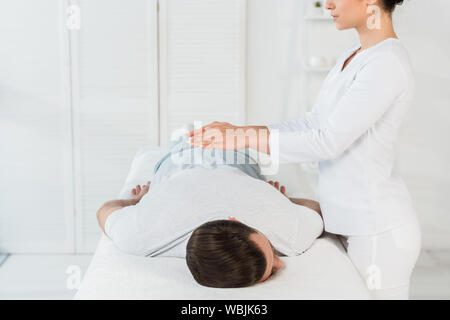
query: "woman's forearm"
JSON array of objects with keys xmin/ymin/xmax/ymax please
[{"xmin": 240, "ymin": 125, "xmax": 271, "ymax": 155}]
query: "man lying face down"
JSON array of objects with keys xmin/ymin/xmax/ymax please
[
  {"xmin": 186, "ymin": 219, "xmax": 284, "ymax": 288},
  {"xmin": 186, "ymin": 197, "xmax": 321, "ymax": 288},
  {"xmin": 96, "ymin": 135, "xmax": 324, "ymax": 288}
]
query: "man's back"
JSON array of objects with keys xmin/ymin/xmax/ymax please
[{"xmin": 105, "ymin": 164, "xmax": 323, "ymax": 258}]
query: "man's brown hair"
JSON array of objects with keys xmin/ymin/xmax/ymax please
[{"xmin": 186, "ymin": 219, "xmax": 266, "ymax": 288}]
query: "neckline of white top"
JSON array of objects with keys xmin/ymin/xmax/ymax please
[{"xmin": 339, "ymin": 37, "xmax": 400, "ymax": 74}]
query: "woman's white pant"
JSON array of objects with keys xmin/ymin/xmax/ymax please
[{"xmin": 338, "ymin": 219, "xmax": 421, "ymax": 300}]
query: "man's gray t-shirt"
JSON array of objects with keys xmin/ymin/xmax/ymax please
[{"xmin": 105, "ymin": 165, "xmax": 324, "ymax": 258}]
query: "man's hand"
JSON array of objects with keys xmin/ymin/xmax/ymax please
[
  {"xmin": 268, "ymin": 180, "xmax": 288, "ymax": 198},
  {"xmin": 96, "ymin": 181, "xmax": 151, "ymax": 235},
  {"xmin": 130, "ymin": 181, "xmax": 151, "ymax": 202}
]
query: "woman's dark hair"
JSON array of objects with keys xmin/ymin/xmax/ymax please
[
  {"xmin": 186, "ymin": 220, "xmax": 267, "ymax": 288},
  {"xmin": 381, "ymin": 0, "xmax": 405, "ymax": 13}
]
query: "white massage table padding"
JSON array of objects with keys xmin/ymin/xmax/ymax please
[
  {"xmin": 75, "ymin": 144, "xmax": 371, "ymax": 299},
  {"xmin": 75, "ymin": 233, "xmax": 371, "ymax": 299}
]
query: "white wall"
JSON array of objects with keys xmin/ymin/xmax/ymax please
[
  {"xmin": 394, "ymin": 0, "xmax": 450, "ymax": 249},
  {"xmin": 246, "ymin": 0, "xmax": 450, "ymax": 249}
]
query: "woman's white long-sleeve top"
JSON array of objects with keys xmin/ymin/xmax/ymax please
[{"xmin": 267, "ymin": 38, "xmax": 417, "ymax": 235}]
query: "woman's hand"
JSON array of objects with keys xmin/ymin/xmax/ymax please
[
  {"xmin": 186, "ymin": 121, "xmax": 245, "ymax": 150},
  {"xmin": 186, "ymin": 121, "xmax": 271, "ymax": 154},
  {"xmin": 130, "ymin": 181, "xmax": 151, "ymax": 202},
  {"xmin": 268, "ymin": 180, "xmax": 288, "ymax": 198}
]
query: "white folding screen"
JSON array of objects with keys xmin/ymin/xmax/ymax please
[
  {"xmin": 70, "ymin": 0, "xmax": 159, "ymax": 252},
  {"xmin": 0, "ymin": 0, "xmax": 74, "ymax": 252},
  {"xmin": 159, "ymin": 0, "xmax": 247, "ymax": 146},
  {"xmin": 0, "ymin": 0, "xmax": 246, "ymax": 253}
]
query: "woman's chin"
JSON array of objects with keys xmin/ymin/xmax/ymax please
[{"xmin": 335, "ymin": 22, "xmax": 351, "ymax": 31}]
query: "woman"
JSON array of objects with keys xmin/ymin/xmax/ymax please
[{"xmin": 187, "ymin": 0, "xmax": 421, "ymax": 299}]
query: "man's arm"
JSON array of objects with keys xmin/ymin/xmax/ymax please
[
  {"xmin": 96, "ymin": 181, "xmax": 151, "ymax": 234},
  {"xmin": 288, "ymin": 198, "xmax": 322, "ymax": 219},
  {"xmin": 267, "ymin": 180, "xmax": 322, "ymax": 218},
  {"xmin": 267, "ymin": 180, "xmax": 324, "ymax": 238},
  {"xmin": 96, "ymin": 198, "xmax": 139, "ymax": 234}
]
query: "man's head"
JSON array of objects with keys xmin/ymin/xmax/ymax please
[{"xmin": 186, "ymin": 219, "xmax": 284, "ymax": 288}]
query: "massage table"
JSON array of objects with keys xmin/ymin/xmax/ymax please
[{"xmin": 75, "ymin": 144, "xmax": 372, "ymax": 300}]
